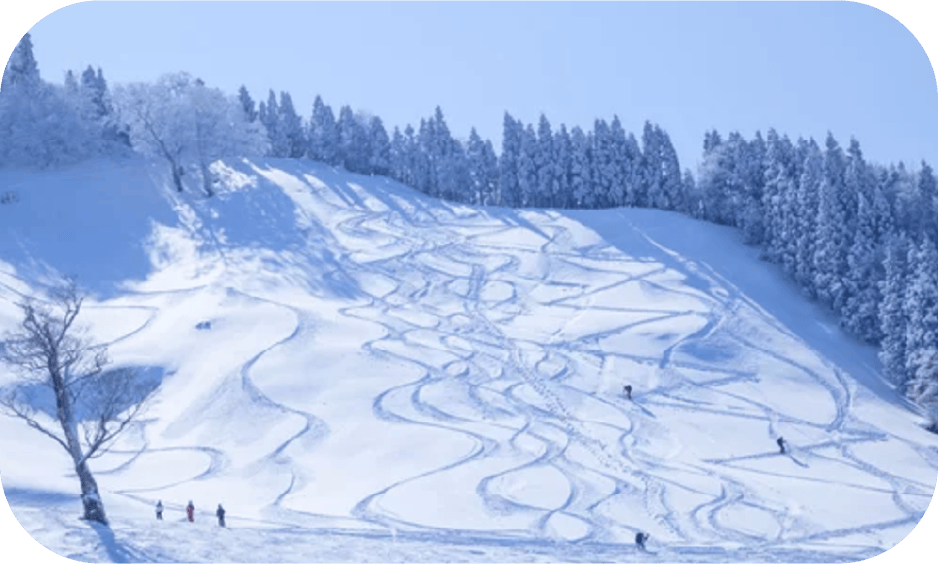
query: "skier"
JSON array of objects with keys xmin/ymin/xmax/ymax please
[
  {"xmin": 155, "ymin": 500, "xmax": 163, "ymax": 521},
  {"xmin": 624, "ymin": 384, "xmax": 633, "ymax": 400},
  {"xmin": 777, "ymin": 436, "xmax": 786, "ymax": 454},
  {"xmin": 635, "ymin": 531, "xmax": 649, "ymax": 551},
  {"xmin": 216, "ymin": 503, "xmax": 226, "ymax": 528},
  {"xmin": 186, "ymin": 500, "xmax": 195, "ymax": 522}
]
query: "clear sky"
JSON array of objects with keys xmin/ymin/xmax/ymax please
[{"xmin": 19, "ymin": 1, "xmax": 938, "ymax": 173}]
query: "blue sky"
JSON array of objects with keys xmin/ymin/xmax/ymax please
[{"xmin": 19, "ymin": 2, "xmax": 938, "ymax": 172}]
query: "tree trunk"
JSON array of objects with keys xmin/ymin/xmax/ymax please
[
  {"xmin": 76, "ymin": 459, "xmax": 108, "ymax": 525},
  {"xmin": 199, "ymin": 159, "xmax": 214, "ymax": 197}
]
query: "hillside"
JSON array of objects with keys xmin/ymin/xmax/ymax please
[{"xmin": 0, "ymin": 157, "xmax": 936, "ymax": 563}]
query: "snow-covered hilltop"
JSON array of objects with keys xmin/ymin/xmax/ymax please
[{"xmin": 1, "ymin": 158, "xmax": 935, "ymax": 563}]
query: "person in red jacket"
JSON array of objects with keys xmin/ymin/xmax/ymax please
[{"xmin": 186, "ymin": 500, "xmax": 195, "ymax": 522}]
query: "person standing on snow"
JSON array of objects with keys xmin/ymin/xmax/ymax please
[
  {"xmin": 216, "ymin": 504, "xmax": 226, "ymax": 528},
  {"xmin": 635, "ymin": 531, "xmax": 649, "ymax": 550},
  {"xmin": 186, "ymin": 500, "xmax": 195, "ymax": 522},
  {"xmin": 624, "ymin": 385, "xmax": 633, "ymax": 400},
  {"xmin": 777, "ymin": 436, "xmax": 786, "ymax": 454},
  {"xmin": 155, "ymin": 500, "xmax": 163, "ymax": 520}
]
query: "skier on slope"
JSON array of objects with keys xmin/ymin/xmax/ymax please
[
  {"xmin": 186, "ymin": 500, "xmax": 195, "ymax": 522},
  {"xmin": 635, "ymin": 531, "xmax": 649, "ymax": 550},
  {"xmin": 216, "ymin": 503, "xmax": 226, "ymax": 528},
  {"xmin": 624, "ymin": 384, "xmax": 633, "ymax": 400},
  {"xmin": 155, "ymin": 500, "xmax": 163, "ymax": 520},
  {"xmin": 777, "ymin": 436, "xmax": 786, "ymax": 454}
]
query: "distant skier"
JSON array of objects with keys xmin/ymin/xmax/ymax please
[
  {"xmin": 155, "ymin": 500, "xmax": 163, "ymax": 521},
  {"xmin": 635, "ymin": 531, "xmax": 649, "ymax": 551},
  {"xmin": 216, "ymin": 504, "xmax": 226, "ymax": 528},
  {"xmin": 186, "ymin": 500, "xmax": 195, "ymax": 522},
  {"xmin": 624, "ymin": 384, "xmax": 633, "ymax": 400},
  {"xmin": 777, "ymin": 436, "xmax": 786, "ymax": 454}
]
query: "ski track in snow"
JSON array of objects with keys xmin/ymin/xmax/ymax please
[{"xmin": 2, "ymin": 161, "xmax": 936, "ymax": 563}]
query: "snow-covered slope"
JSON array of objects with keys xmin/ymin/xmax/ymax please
[{"xmin": 0, "ymin": 158, "xmax": 936, "ymax": 563}]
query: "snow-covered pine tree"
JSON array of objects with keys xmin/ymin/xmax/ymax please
[
  {"xmin": 904, "ymin": 236, "xmax": 938, "ymax": 402},
  {"xmin": 415, "ymin": 118, "xmax": 434, "ymax": 195},
  {"xmin": 431, "ymin": 107, "xmax": 456, "ymax": 200},
  {"xmin": 536, "ymin": 114, "xmax": 554, "ymax": 208},
  {"xmin": 880, "ymin": 232, "xmax": 911, "ymax": 385},
  {"xmin": 337, "ymin": 105, "xmax": 361, "ymax": 172},
  {"xmin": 518, "ymin": 123, "xmax": 538, "ymax": 208},
  {"xmin": 795, "ymin": 139, "xmax": 823, "ymax": 293},
  {"xmin": 481, "ymin": 139, "xmax": 499, "ymax": 206},
  {"xmin": 569, "ymin": 126, "xmax": 593, "ymax": 209},
  {"xmin": 624, "ymin": 133, "xmax": 645, "ymax": 208},
  {"xmin": 449, "ymin": 138, "xmax": 470, "ymax": 204},
  {"xmin": 467, "ymin": 127, "xmax": 487, "ymax": 205},
  {"xmin": 278, "ymin": 91, "xmax": 306, "ymax": 159},
  {"xmin": 682, "ymin": 169, "xmax": 698, "ymax": 217},
  {"xmin": 916, "ymin": 161, "xmax": 937, "ymax": 242},
  {"xmin": 1, "ymin": 32, "xmax": 40, "ymax": 93},
  {"xmin": 642, "ymin": 121, "xmax": 668, "ymax": 210},
  {"xmin": 389, "ymin": 126, "xmax": 406, "ymax": 183},
  {"xmin": 238, "ymin": 85, "xmax": 257, "ymax": 122},
  {"xmin": 842, "ymin": 187, "xmax": 882, "ymax": 342},
  {"xmin": 369, "ymin": 116, "xmax": 391, "ymax": 176},
  {"xmin": 813, "ymin": 171, "xmax": 850, "ymax": 313},
  {"xmin": 608, "ymin": 116, "xmax": 627, "ymax": 207},
  {"xmin": 308, "ymin": 96, "xmax": 339, "ymax": 165},
  {"xmin": 498, "ymin": 113, "xmax": 522, "ymax": 207},
  {"xmin": 260, "ymin": 90, "xmax": 280, "ymax": 157},
  {"xmin": 553, "ymin": 124, "xmax": 571, "ymax": 209},
  {"xmin": 591, "ymin": 119, "xmax": 615, "ymax": 208},
  {"xmin": 658, "ymin": 126, "xmax": 684, "ymax": 213}
]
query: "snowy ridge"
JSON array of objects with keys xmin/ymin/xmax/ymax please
[{"xmin": 0, "ymin": 157, "xmax": 936, "ymax": 563}]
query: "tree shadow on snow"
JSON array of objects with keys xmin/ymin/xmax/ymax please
[{"xmin": 563, "ymin": 207, "xmax": 910, "ymax": 412}]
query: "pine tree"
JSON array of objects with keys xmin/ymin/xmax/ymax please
[
  {"xmin": 536, "ymin": 114, "xmax": 554, "ymax": 208},
  {"xmin": 237, "ymin": 86, "xmax": 257, "ymax": 122},
  {"xmin": 1, "ymin": 33, "xmax": 40, "ymax": 93},
  {"xmin": 842, "ymin": 188, "xmax": 882, "ymax": 341},
  {"xmin": 498, "ymin": 112, "xmax": 522, "ymax": 207},
  {"xmin": 337, "ymin": 105, "xmax": 369, "ymax": 173},
  {"xmin": 904, "ymin": 236, "xmax": 938, "ymax": 401},
  {"xmin": 260, "ymin": 90, "xmax": 279, "ymax": 157},
  {"xmin": 553, "ymin": 124, "xmax": 572, "ymax": 209},
  {"xmin": 917, "ymin": 161, "xmax": 937, "ymax": 241},
  {"xmin": 682, "ymin": 169, "xmax": 698, "ymax": 217},
  {"xmin": 369, "ymin": 116, "xmax": 391, "ymax": 176},
  {"xmin": 624, "ymin": 133, "xmax": 645, "ymax": 208},
  {"xmin": 608, "ymin": 116, "xmax": 627, "ymax": 207},
  {"xmin": 642, "ymin": 121, "xmax": 669, "ymax": 210},
  {"xmin": 658, "ymin": 126, "xmax": 684, "ymax": 212},
  {"xmin": 880, "ymin": 233, "xmax": 911, "ymax": 385},
  {"xmin": 467, "ymin": 127, "xmax": 487, "ymax": 205},
  {"xmin": 278, "ymin": 91, "xmax": 306, "ymax": 158},
  {"xmin": 569, "ymin": 126, "xmax": 593, "ymax": 208},
  {"xmin": 480, "ymin": 139, "xmax": 499, "ymax": 206},
  {"xmin": 415, "ymin": 118, "xmax": 434, "ymax": 195},
  {"xmin": 389, "ymin": 126, "xmax": 407, "ymax": 183},
  {"xmin": 795, "ymin": 140, "xmax": 823, "ymax": 293},
  {"xmin": 308, "ymin": 96, "xmax": 338, "ymax": 165},
  {"xmin": 431, "ymin": 107, "xmax": 456, "ymax": 200},
  {"xmin": 518, "ymin": 124, "xmax": 538, "ymax": 208},
  {"xmin": 814, "ymin": 173, "xmax": 850, "ymax": 312},
  {"xmin": 590, "ymin": 119, "xmax": 615, "ymax": 208}
]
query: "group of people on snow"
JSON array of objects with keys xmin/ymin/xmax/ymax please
[{"xmin": 156, "ymin": 500, "xmax": 226, "ymax": 527}]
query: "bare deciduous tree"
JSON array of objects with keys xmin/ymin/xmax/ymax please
[{"xmin": 0, "ymin": 278, "xmax": 152, "ymax": 525}]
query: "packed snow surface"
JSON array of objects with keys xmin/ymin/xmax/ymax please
[{"xmin": 0, "ymin": 158, "xmax": 935, "ymax": 562}]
